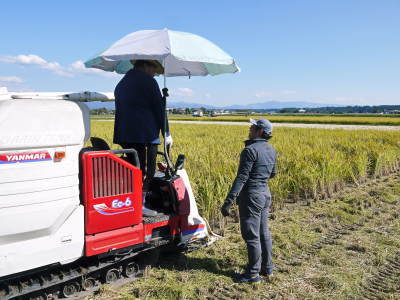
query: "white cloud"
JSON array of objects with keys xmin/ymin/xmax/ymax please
[
  {"xmin": 0, "ymin": 54, "xmax": 46, "ymax": 65},
  {"xmin": 0, "ymin": 54, "xmax": 72, "ymax": 77},
  {"xmin": 282, "ymin": 90, "xmax": 297, "ymax": 95},
  {"xmin": 0, "ymin": 76, "xmax": 23, "ymax": 83},
  {"xmin": 0, "ymin": 54, "xmax": 119, "ymax": 78},
  {"xmin": 170, "ymin": 87, "xmax": 194, "ymax": 97},
  {"xmin": 255, "ymin": 91, "xmax": 273, "ymax": 98}
]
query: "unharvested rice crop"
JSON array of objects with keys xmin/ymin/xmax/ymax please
[
  {"xmin": 169, "ymin": 114, "xmax": 400, "ymax": 126},
  {"xmin": 91, "ymin": 121, "xmax": 400, "ymax": 226}
]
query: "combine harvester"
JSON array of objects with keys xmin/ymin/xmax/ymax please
[{"xmin": 0, "ymin": 89, "xmax": 213, "ymax": 299}]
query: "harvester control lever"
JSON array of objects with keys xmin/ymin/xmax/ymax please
[{"xmin": 162, "ymin": 88, "xmax": 169, "ymax": 97}]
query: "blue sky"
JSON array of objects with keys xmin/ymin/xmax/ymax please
[{"xmin": 0, "ymin": 0, "xmax": 399, "ymax": 106}]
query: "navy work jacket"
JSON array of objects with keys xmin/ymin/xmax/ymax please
[
  {"xmin": 226, "ymin": 138, "xmax": 277, "ymax": 203},
  {"xmin": 113, "ymin": 68, "xmax": 165, "ymax": 144}
]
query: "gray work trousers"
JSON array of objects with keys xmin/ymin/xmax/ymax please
[{"xmin": 238, "ymin": 189, "xmax": 273, "ymax": 275}]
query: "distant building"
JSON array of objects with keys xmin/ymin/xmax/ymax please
[
  {"xmin": 298, "ymin": 109, "xmax": 306, "ymax": 113},
  {"xmin": 384, "ymin": 110, "xmax": 400, "ymax": 114},
  {"xmin": 210, "ymin": 110, "xmax": 230, "ymax": 116},
  {"xmin": 192, "ymin": 110, "xmax": 204, "ymax": 117}
]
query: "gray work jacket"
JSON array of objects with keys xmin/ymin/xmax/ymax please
[{"xmin": 226, "ymin": 138, "xmax": 277, "ymax": 204}]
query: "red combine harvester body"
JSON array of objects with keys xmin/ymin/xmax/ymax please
[
  {"xmin": 82, "ymin": 150, "xmax": 144, "ymax": 256},
  {"xmin": 83, "ymin": 151, "xmax": 143, "ymax": 234}
]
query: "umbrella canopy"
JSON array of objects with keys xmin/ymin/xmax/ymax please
[{"xmin": 84, "ymin": 29, "xmax": 239, "ymax": 77}]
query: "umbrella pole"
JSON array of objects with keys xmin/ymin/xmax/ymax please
[
  {"xmin": 163, "ymin": 68, "xmax": 167, "ymax": 89},
  {"xmin": 162, "ymin": 61, "xmax": 174, "ymax": 176}
]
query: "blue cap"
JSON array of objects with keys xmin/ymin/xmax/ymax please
[{"xmin": 250, "ymin": 119, "xmax": 273, "ymax": 135}]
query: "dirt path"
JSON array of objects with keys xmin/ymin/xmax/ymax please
[
  {"xmin": 170, "ymin": 120, "xmax": 400, "ymax": 131},
  {"xmin": 94, "ymin": 119, "xmax": 400, "ymax": 130},
  {"xmin": 88, "ymin": 172, "xmax": 400, "ymax": 300}
]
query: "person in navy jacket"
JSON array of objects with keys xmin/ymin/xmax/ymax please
[{"xmin": 113, "ymin": 60, "xmax": 172, "ymax": 215}]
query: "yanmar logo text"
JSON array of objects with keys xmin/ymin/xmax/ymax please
[{"xmin": 0, "ymin": 151, "xmax": 52, "ymax": 164}]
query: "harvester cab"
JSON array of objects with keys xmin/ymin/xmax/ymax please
[{"xmin": 0, "ymin": 94, "xmax": 209, "ymax": 299}]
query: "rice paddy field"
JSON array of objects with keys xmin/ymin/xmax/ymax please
[
  {"xmin": 91, "ymin": 120, "xmax": 400, "ymax": 226},
  {"xmin": 168, "ymin": 114, "xmax": 400, "ymax": 126},
  {"xmin": 89, "ymin": 120, "xmax": 400, "ymax": 299}
]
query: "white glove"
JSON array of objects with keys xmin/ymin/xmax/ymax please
[{"xmin": 165, "ymin": 135, "xmax": 173, "ymax": 148}]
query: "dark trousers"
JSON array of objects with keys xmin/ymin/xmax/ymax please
[
  {"xmin": 120, "ymin": 143, "xmax": 158, "ymax": 191},
  {"xmin": 238, "ymin": 190, "xmax": 273, "ymax": 275}
]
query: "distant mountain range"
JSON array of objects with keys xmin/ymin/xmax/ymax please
[
  {"xmin": 223, "ymin": 101, "xmax": 339, "ymax": 109},
  {"xmin": 87, "ymin": 100, "xmax": 338, "ymax": 110}
]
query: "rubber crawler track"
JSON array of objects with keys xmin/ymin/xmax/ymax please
[
  {"xmin": 0, "ymin": 237, "xmax": 207, "ymax": 300},
  {"xmin": 0, "ymin": 243, "xmax": 159, "ymax": 300}
]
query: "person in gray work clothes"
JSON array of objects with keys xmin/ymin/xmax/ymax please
[{"xmin": 221, "ymin": 119, "xmax": 277, "ymax": 283}]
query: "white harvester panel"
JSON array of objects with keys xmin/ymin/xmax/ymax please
[{"xmin": 0, "ymin": 99, "xmax": 90, "ymax": 277}]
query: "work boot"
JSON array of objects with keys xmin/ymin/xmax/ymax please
[
  {"xmin": 234, "ymin": 273, "xmax": 261, "ymax": 283},
  {"xmin": 142, "ymin": 192, "xmax": 157, "ymax": 217},
  {"xmin": 259, "ymin": 270, "xmax": 273, "ymax": 281}
]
